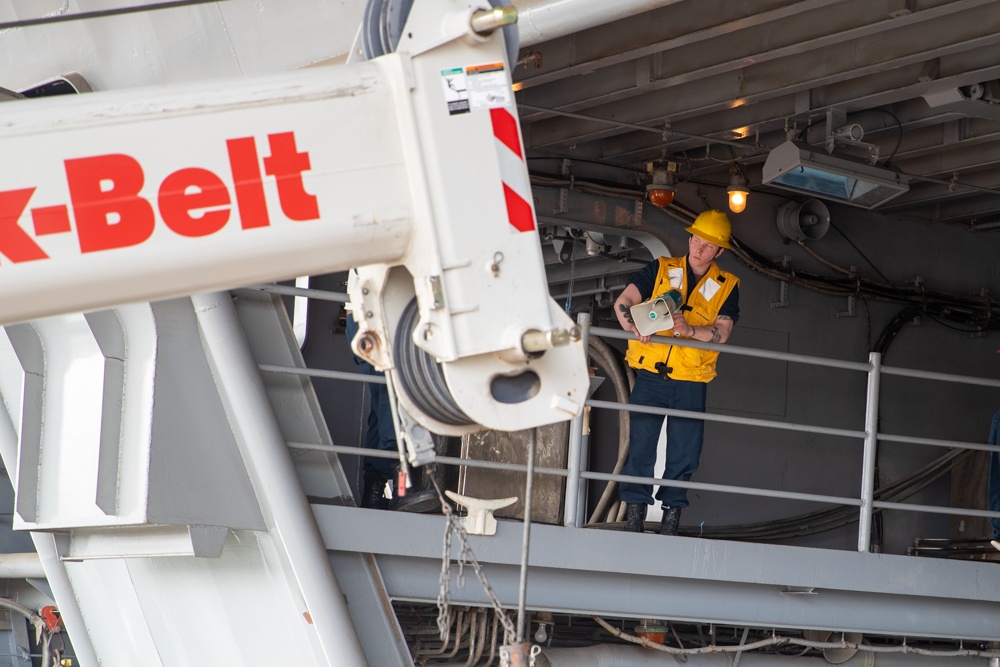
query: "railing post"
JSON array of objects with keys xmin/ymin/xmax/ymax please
[
  {"xmin": 564, "ymin": 312, "xmax": 590, "ymax": 528},
  {"xmin": 858, "ymin": 351, "xmax": 882, "ymax": 552}
]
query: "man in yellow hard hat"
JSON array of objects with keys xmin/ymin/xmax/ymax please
[{"xmin": 613, "ymin": 210, "xmax": 741, "ymax": 535}]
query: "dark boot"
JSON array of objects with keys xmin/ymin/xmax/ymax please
[
  {"xmin": 387, "ymin": 464, "xmax": 442, "ymax": 513},
  {"xmin": 624, "ymin": 503, "xmax": 647, "ymax": 533},
  {"xmin": 659, "ymin": 506, "xmax": 681, "ymax": 536},
  {"xmin": 361, "ymin": 470, "xmax": 389, "ymax": 510}
]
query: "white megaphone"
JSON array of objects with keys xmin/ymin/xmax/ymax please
[{"xmin": 630, "ymin": 289, "xmax": 683, "ymax": 337}]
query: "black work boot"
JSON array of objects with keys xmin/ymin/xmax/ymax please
[
  {"xmin": 659, "ymin": 506, "xmax": 681, "ymax": 536},
  {"xmin": 361, "ymin": 470, "xmax": 389, "ymax": 510},
  {"xmin": 624, "ymin": 503, "xmax": 647, "ymax": 533}
]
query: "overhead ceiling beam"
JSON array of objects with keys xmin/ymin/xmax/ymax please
[
  {"xmin": 894, "ymin": 137, "xmax": 1000, "ymax": 177},
  {"xmin": 532, "ymin": 58, "xmax": 1000, "ymax": 172},
  {"xmin": 515, "ymin": 0, "xmax": 843, "ymax": 93},
  {"xmin": 518, "ymin": 0, "xmax": 998, "ymax": 128},
  {"xmin": 881, "ymin": 168, "xmax": 1000, "ymax": 212},
  {"xmin": 597, "ymin": 104, "xmax": 1000, "ymax": 169},
  {"xmin": 522, "ymin": 6, "xmax": 1000, "ymax": 151},
  {"xmin": 899, "ymin": 192, "xmax": 1000, "ymax": 225}
]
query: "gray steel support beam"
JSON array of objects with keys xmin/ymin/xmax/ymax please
[
  {"xmin": 522, "ymin": 4, "xmax": 1000, "ymax": 152},
  {"xmin": 315, "ymin": 505, "xmax": 1000, "ymax": 642}
]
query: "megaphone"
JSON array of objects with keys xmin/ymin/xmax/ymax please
[{"xmin": 630, "ymin": 289, "xmax": 683, "ymax": 336}]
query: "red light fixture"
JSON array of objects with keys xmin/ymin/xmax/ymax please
[{"xmin": 646, "ymin": 161, "xmax": 677, "ymax": 208}]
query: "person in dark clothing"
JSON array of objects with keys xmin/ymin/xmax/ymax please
[
  {"xmin": 345, "ymin": 311, "xmax": 397, "ymax": 509},
  {"xmin": 613, "ymin": 210, "xmax": 741, "ymax": 536}
]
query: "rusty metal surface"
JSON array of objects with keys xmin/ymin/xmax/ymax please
[{"xmin": 459, "ymin": 423, "xmax": 569, "ymax": 524}]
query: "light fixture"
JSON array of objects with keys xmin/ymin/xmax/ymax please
[
  {"xmin": 762, "ymin": 140, "xmax": 908, "ymax": 209},
  {"xmin": 726, "ymin": 165, "xmax": 749, "ymax": 214},
  {"xmin": 646, "ymin": 161, "xmax": 677, "ymax": 208}
]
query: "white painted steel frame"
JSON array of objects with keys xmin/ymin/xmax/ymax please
[
  {"xmin": 194, "ymin": 292, "xmax": 368, "ymax": 666},
  {"xmin": 0, "ymin": 61, "xmax": 412, "ymax": 327}
]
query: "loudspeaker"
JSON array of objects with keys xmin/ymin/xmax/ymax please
[
  {"xmin": 777, "ymin": 198, "xmax": 831, "ymax": 242},
  {"xmin": 630, "ymin": 289, "xmax": 683, "ymax": 336}
]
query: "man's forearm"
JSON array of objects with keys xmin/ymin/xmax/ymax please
[{"xmin": 675, "ymin": 315, "xmax": 733, "ymax": 344}]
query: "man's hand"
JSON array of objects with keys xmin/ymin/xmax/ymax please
[
  {"xmin": 671, "ymin": 311, "xmax": 694, "ymax": 338},
  {"xmin": 614, "ymin": 284, "xmax": 652, "ymax": 343}
]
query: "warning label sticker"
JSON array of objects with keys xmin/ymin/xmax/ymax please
[
  {"xmin": 466, "ymin": 62, "xmax": 510, "ymax": 109},
  {"xmin": 441, "ymin": 63, "xmax": 510, "ymax": 115},
  {"xmin": 440, "ymin": 67, "xmax": 470, "ymax": 115}
]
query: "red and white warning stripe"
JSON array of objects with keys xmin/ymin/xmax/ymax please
[{"xmin": 489, "ymin": 107, "xmax": 535, "ymax": 233}]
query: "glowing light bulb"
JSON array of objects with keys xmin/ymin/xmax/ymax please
[{"xmin": 728, "ymin": 187, "xmax": 748, "ymax": 213}]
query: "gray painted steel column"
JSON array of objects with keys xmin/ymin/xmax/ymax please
[
  {"xmin": 564, "ymin": 312, "xmax": 590, "ymax": 528},
  {"xmin": 858, "ymin": 352, "xmax": 881, "ymax": 552}
]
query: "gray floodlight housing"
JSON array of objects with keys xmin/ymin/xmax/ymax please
[{"xmin": 762, "ymin": 141, "xmax": 909, "ymax": 209}]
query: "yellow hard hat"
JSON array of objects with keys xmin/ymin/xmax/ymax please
[{"xmin": 685, "ymin": 209, "xmax": 732, "ymax": 249}]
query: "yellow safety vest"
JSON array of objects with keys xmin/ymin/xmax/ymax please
[{"xmin": 624, "ymin": 256, "xmax": 739, "ymax": 383}]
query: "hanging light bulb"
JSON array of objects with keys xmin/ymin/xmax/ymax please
[
  {"xmin": 727, "ymin": 165, "xmax": 749, "ymax": 214},
  {"xmin": 646, "ymin": 161, "xmax": 678, "ymax": 208}
]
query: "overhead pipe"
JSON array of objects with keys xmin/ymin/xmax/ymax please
[
  {"xmin": 527, "ymin": 644, "xmax": 990, "ymax": 666},
  {"xmin": 0, "ymin": 552, "xmax": 45, "ymax": 579},
  {"xmin": 514, "ymin": 0, "xmax": 684, "ymax": 46}
]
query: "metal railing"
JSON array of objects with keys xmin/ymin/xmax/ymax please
[
  {"xmin": 245, "ymin": 283, "xmax": 1000, "ymax": 553},
  {"xmin": 577, "ymin": 316, "xmax": 1000, "ymax": 552}
]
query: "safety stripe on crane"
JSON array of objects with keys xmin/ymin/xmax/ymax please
[{"xmin": 490, "ymin": 107, "xmax": 535, "ymax": 233}]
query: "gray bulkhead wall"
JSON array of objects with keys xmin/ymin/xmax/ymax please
[
  {"xmin": 299, "ymin": 185, "xmax": 1000, "ymax": 556},
  {"xmin": 654, "ymin": 184, "xmax": 1000, "ymax": 554}
]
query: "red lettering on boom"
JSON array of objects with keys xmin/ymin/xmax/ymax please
[
  {"xmin": 263, "ymin": 132, "xmax": 319, "ymax": 221},
  {"xmin": 227, "ymin": 137, "xmax": 270, "ymax": 229},
  {"xmin": 0, "ymin": 131, "xmax": 320, "ymax": 266},
  {"xmin": 158, "ymin": 168, "xmax": 231, "ymax": 237},
  {"xmin": 66, "ymin": 154, "xmax": 154, "ymax": 253},
  {"xmin": 0, "ymin": 188, "xmax": 48, "ymax": 263}
]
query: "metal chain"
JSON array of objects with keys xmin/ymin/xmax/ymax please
[
  {"xmin": 432, "ymin": 477, "xmax": 517, "ymax": 647},
  {"xmin": 498, "ymin": 643, "xmax": 540, "ymax": 667}
]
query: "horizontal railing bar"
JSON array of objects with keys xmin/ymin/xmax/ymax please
[
  {"xmin": 288, "ymin": 442, "xmax": 860, "ymax": 508},
  {"xmin": 237, "ymin": 284, "xmax": 349, "ymax": 302},
  {"xmin": 290, "ymin": 443, "xmax": 1000, "ymax": 520},
  {"xmin": 880, "ymin": 364, "xmax": 1000, "ymax": 389},
  {"xmin": 590, "ymin": 326, "xmax": 872, "ymax": 372},
  {"xmin": 877, "ymin": 432, "xmax": 1000, "ymax": 454},
  {"xmin": 579, "ymin": 469, "xmax": 862, "ymax": 507},
  {"xmin": 269, "ymin": 365, "xmax": 995, "ymax": 460},
  {"xmin": 587, "ymin": 399, "xmax": 866, "ymax": 440},
  {"xmin": 288, "ymin": 442, "xmax": 569, "ymax": 477},
  {"xmin": 873, "ymin": 499, "xmax": 1000, "ymax": 521},
  {"xmin": 244, "ymin": 286, "xmax": 999, "ymax": 390},
  {"xmin": 260, "ymin": 364, "xmax": 386, "ymax": 385}
]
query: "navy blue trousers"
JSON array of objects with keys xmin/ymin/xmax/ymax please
[
  {"xmin": 346, "ymin": 314, "xmax": 397, "ymax": 481},
  {"xmin": 618, "ymin": 369, "xmax": 707, "ymax": 508}
]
